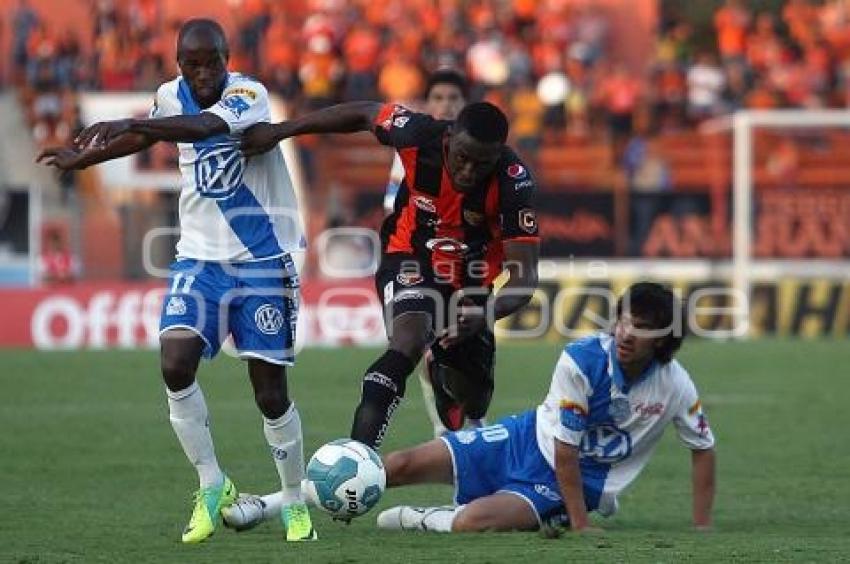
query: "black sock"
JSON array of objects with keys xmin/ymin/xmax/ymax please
[{"xmin": 351, "ymin": 350, "xmax": 415, "ymax": 449}]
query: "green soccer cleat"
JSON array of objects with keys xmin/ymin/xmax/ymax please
[
  {"xmin": 181, "ymin": 475, "xmax": 238, "ymax": 544},
  {"xmin": 282, "ymin": 502, "xmax": 317, "ymax": 541}
]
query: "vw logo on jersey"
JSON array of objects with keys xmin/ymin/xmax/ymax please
[
  {"xmin": 580, "ymin": 424, "xmax": 632, "ymax": 463},
  {"xmin": 255, "ymin": 304, "xmax": 284, "ymax": 335},
  {"xmin": 193, "ymin": 144, "xmax": 244, "ymax": 198}
]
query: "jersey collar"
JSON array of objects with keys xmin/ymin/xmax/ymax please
[{"xmin": 608, "ymin": 344, "xmax": 657, "ymax": 394}]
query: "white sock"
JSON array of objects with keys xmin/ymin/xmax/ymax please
[
  {"xmin": 418, "ymin": 367, "xmax": 447, "ymax": 438},
  {"xmin": 423, "ymin": 506, "xmax": 463, "ymax": 532},
  {"xmin": 260, "ymin": 492, "xmax": 284, "ymax": 520},
  {"xmin": 264, "ymin": 403, "xmax": 304, "ymax": 506},
  {"xmin": 166, "ymin": 381, "xmax": 223, "ymax": 488}
]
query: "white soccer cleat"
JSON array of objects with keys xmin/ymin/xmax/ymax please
[
  {"xmin": 376, "ymin": 505, "xmax": 456, "ymax": 532},
  {"xmin": 222, "ymin": 494, "xmax": 267, "ymax": 532}
]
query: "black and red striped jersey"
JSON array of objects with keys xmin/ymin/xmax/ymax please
[{"xmin": 373, "ymin": 103, "xmax": 540, "ymax": 289}]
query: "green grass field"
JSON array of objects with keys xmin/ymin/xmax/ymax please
[{"xmin": 2, "ymin": 339, "xmax": 849, "ymax": 563}]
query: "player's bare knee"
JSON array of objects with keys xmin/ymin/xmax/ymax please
[
  {"xmin": 384, "ymin": 450, "xmax": 414, "ymax": 487},
  {"xmin": 451, "ymin": 509, "xmax": 492, "ymax": 532},
  {"xmin": 160, "ymin": 351, "xmax": 197, "ymax": 391},
  {"xmin": 253, "ymin": 388, "xmax": 289, "ymax": 419}
]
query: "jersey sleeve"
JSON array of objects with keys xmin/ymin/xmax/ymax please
[
  {"xmin": 204, "ymin": 80, "xmax": 270, "ymax": 134},
  {"xmin": 372, "ymin": 103, "xmax": 442, "ymax": 148},
  {"xmin": 551, "ymin": 352, "xmax": 592, "ymax": 447},
  {"xmin": 673, "ymin": 374, "xmax": 716, "ymax": 450},
  {"xmin": 149, "ymin": 82, "xmax": 181, "ymax": 119},
  {"xmin": 497, "ymin": 154, "xmax": 540, "ymax": 242}
]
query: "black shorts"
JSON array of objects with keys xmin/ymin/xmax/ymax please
[{"xmin": 375, "ymin": 253, "xmax": 496, "ymax": 401}]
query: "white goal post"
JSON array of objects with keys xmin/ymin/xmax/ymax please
[{"xmin": 711, "ymin": 109, "xmax": 850, "ymax": 336}]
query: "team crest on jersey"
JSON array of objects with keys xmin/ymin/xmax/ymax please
[
  {"xmin": 396, "ymin": 272, "xmax": 424, "ymax": 287},
  {"xmin": 506, "ymin": 163, "xmax": 527, "ymax": 179},
  {"xmin": 518, "ymin": 208, "xmax": 537, "ymax": 234},
  {"xmin": 413, "ymin": 196, "xmax": 436, "ymax": 213},
  {"xmin": 255, "ymin": 304, "xmax": 284, "ymax": 335},
  {"xmin": 608, "ymin": 396, "xmax": 631, "ymax": 424},
  {"xmin": 463, "ymin": 209, "xmax": 485, "ymax": 226},
  {"xmin": 380, "ymin": 105, "xmax": 409, "ymax": 131}
]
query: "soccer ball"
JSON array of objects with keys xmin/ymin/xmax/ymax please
[{"xmin": 304, "ymin": 439, "xmax": 386, "ymax": 519}]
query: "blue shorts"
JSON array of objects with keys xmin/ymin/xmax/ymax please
[
  {"xmin": 442, "ymin": 410, "xmax": 601, "ymax": 525},
  {"xmin": 159, "ymin": 254, "xmax": 298, "ymax": 365}
]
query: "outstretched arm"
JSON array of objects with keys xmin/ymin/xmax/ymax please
[
  {"xmin": 241, "ymin": 101, "xmax": 384, "ymax": 156},
  {"xmin": 75, "ymin": 113, "xmax": 229, "ymax": 149},
  {"xmin": 438, "ymin": 240, "xmax": 539, "ymax": 348},
  {"xmin": 691, "ymin": 448, "xmax": 715, "ymax": 530},
  {"xmin": 38, "ymin": 132, "xmax": 154, "ymax": 171},
  {"xmin": 493, "ymin": 240, "xmax": 539, "ymax": 320},
  {"xmin": 554, "ymin": 439, "xmax": 598, "ymax": 532}
]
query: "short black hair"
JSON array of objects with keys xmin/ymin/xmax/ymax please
[
  {"xmin": 615, "ymin": 282, "xmax": 685, "ymax": 364},
  {"xmin": 177, "ymin": 18, "xmax": 228, "ymax": 56},
  {"xmin": 454, "ymin": 102, "xmax": 509, "ymax": 144},
  {"xmin": 425, "ymin": 68, "xmax": 469, "ymax": 100}
]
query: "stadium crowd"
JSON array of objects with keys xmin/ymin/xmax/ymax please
[{"xmin": 9, "ymin": 0, "xmax": 850, "ymax": 153}]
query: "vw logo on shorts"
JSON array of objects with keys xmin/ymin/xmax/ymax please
[{"xmin": 255, "ymin": 304, "xmax": 284, "ymax": 335}]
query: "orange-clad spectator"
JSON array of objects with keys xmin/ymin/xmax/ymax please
[
  {"xmin": 531, "ymin": 38, "xmax": 562, "ymax": 77},
  {"xmin": 746, "ymin": 79, "xmax": 780, "ymax": 109},
  {"xmin": 299, "ymin": 35, "xmax": 344, "ymax": 108},
  {"xmin": 265, "ymin": 18, "xmax": 299, "ymax": 71},
  {"xmin": 363, "ymin": 0, "xmax": 391, "ymax": 28},
  {"xmin": 656, "ymin": 66, "xmax": 686, "ymax": 106},
  {"xmin": 468, "ymin": 0, "xmax": 496, "ymax": 32},
  {"xmin": 243, "ymin": 0, "xmax": 269, "ymax": 19},
  {"xmin": 802, "ymin": 38, "xmax": 833, "ymax": 96},
  {"xmin": 41, "ymin": 229, "xmax": 78, "ymax": 285},
  {"xmin": 714, "ymin": 0, "xmax": 751, "ymax": 61},
  {"xmin": 417, "ymin": 1, "xmax": 442, "ymax": 36},
  {"xmin": 343, "ymin": 22, "xmax": 381, "ymax": 100},
  {"xmin": 509, "ymin": 78, "xmax": 544, "ymax": 161},
  {"xmin": 746, "ymin": 13, "xmax": 785, "ymax": 72},
  {"xmin": 378, "ymin": 53, "xmax": 424, "ymax": 104},
  {"xmin": 783, "ymin": 0, "xmax": 819, "ymax": 45},
  {"xmin": 394, "ymin": 22, "xmax": 426, "ymax": 61},
  {"xmin": 819, "ymin": 0, "xmax": 850, "ymax": 57},
  {"xmin": 513, "ymin": 0, "xmax": 537, "ymax": 23},
  {"xmin": 597, "ymin": 64, "xmax": 642, "ymax": 138}
]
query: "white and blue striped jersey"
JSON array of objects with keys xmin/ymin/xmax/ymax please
[
  {"xmin": 535, "ymin": 333, "xmax": 715, "ymax": 516},
  {"xmin": 150, "ymin": 73, "xmax": 305, "ymax": 262}
]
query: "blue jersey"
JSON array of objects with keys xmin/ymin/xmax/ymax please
[
  {"xmin": 535, "ymin": 333, "xmax": 715, "ymax": 515},
  {"xmin": 151, "ymin": 73, "xmax": 304, "ymax": 262}
]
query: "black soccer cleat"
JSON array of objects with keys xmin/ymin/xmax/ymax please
[{"xmin": 426, "ymin": 354, "xmax": 465, "ymax": 431}]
